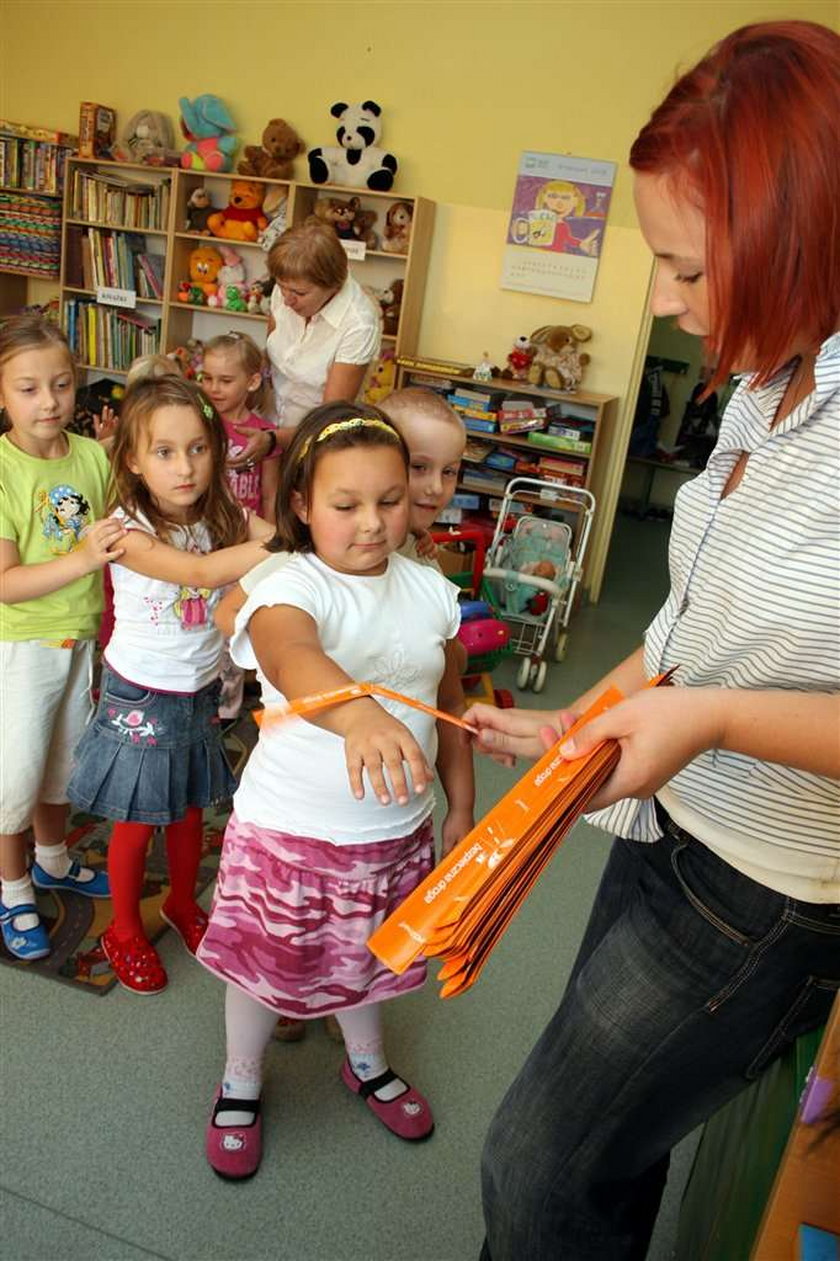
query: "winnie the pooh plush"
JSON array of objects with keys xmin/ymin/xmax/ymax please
[
  {"xmin": 527, "ymin": 324, "xmax": 592, "ymax": 392},
  {"xmin": 238, "ymin": 118, "xmax": 305, "ymax": 180},
  {"xmin": 207, "ymin": 181, "xmax": 268, "ymax": 242},
  {"xmin": 363, "ymin": 351, "xmax": 396, "ymax": 404}
]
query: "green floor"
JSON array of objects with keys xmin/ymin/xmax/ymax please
[{"xmin": 1, "ymin": 514, "xmax": 699, "ymax": 1261}]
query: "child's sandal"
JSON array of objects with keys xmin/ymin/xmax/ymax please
[
  {"xmin": 205, "ymin": 1090, "xmax": 262, "ymax": 1181},
  {"xmin": 340, "ymin": 1059, "xmax": 434, "ymax": 1141}
]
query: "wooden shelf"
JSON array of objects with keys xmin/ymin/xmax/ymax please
[
  {"xmin": 65, "ymin": 218, "xmax": 167, "ymax": 236},
  {"xmin": 0, "ymin": 184, "xmax": 61, "ymax": 198},
  {"xmin": 75, "ymin": 363, "xmax": 129, "ymax": 377},
  {"xmin": 466, "ymin": 430, "xmax": 591, "ymax": 458},
  {"xmin": 0, "ymin": 263, "xmax": 59, "ymax": 279},
  {"xmin": 174, "ymin": 231, "xmax": 265, "ymax": 249},
  {"xmin": 171, "ymin": 300, "xmax": 267, "ymax": 322},
  {"xmin": 64, "ymin": 285, "xmax": 163, "ymax": 305}
]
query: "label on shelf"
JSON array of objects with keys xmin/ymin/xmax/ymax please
[
  {"xmin": 341, "ymin": 240, "xmax": 366, "ymax": 261},
  {"xmin": 96, "ymin": 285, "xmax": 136, "ymax": 310}
]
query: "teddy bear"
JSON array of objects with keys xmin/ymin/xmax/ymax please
[
  {"xmin": 207, "ymin": 180, "xmax": 268, "ymax": 242},
  {"xmin": 258, "ymin": 186, "xmax": 288, "ymax": 254},
  {"xmin": 380, "ymin": 278, "xmax": 404, "ymax": 336},
  {"xmin": 527, "ymin": 324, "xmax": 593, "ymax": 392},
  {"xmin": 185, "ymin": 187, "xmax": 214, "ymax": 235},
  {"xmin": 352, "ymin": 206, "xmax": 379, "ymax": 250},
  {"xmin": 503, "ymin": 335, "xmax": 534, "ymax": 381},
  {"xmin": 179, "ymin": 95, "xmax": 237, "ymax": 172},
  {"xmin": 313, "ymin": 196, "xmax": 360, "ymax": 240},
  {"xmin": 382, "ymin": 200, "xmax": 412, "ymax": 253},
  {"xmin": 180, "ymin": 244, "xmax": 223, "ymax": 302},
  {"xmin": 307, "ymin": 101, "xmax": 397, "ymax": 191},
  {"xmin": 363, "ymin": 351, "xmax": 396, "ymax": 404},
  {"xmin": 237, "ymin": 118, "xmax": 305, "ymax": 180}
]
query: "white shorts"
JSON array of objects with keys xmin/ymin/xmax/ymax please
[{"xmin": 0, "ymin": 638, "xmax": 95, "ymax": 834}]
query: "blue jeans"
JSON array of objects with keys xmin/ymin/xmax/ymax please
[{"xmin": 480, "ymin": 813, "xmax": 840, "ymax": 1260}]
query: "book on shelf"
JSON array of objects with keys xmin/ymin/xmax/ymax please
[
  {"xmin": 0, "ymin": 118, "xmax": 78, "ymax": 146},
  {"xmin": 78, "ymin": 103, "xmax": 116, "ymax": 159},
  {"xmin": 498, "ymin": 414, "xmax": 547, "ymax": 435},
  {"xmin": 63, "ymin": 296, "xmax": 160, "ymax": 370},
  {"xmin": 70, "ymin": 167, "xmax": 170, "ymax": 231},
  {"xmin": 451, "ymin": 492, "xmax": 481, "ymax": 510},
  {"xmin": 463, "ymin": 438, "xmax": 494, "ymax": 464},
  {"xmin": 135, "ymin": 252, "xmax": 165, "ymax": 298},
  {"xmin": 484, "ymin": 450, "xmax": 518, "ymax": 472},
  {"xmin": 449, "ymin": 392, "xmax": 494, "ymax": 412},
  {"xmin": 463, "ymin": 416, "xmax": 498, "ymax": 435},
  {"xmin": 453, "ymin": 404, "xmax": 499, "ymax": 424}
]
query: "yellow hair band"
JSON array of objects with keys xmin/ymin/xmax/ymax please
[{"xmin": 298, "ymin": 416, "xmax": 399, "ymax": 462}]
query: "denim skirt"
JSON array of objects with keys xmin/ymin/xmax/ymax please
[{"xmin": 68, "ymin": 666, "xmax": 235, "ymax": 825}]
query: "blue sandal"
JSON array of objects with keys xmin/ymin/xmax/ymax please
[
  {"xmin": 31, "ymin": 859, "xmax": 110, "ymax": 899},
  {"xmin": 0, "ymin": 901, "xmax": 50, "ymax": 961}
]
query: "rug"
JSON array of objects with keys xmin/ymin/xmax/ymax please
[{"xmin": 0, "ymin": 712, "xmax": 258, "ymax": 994}]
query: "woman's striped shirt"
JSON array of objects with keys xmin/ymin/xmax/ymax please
[{"xmin": 591, "ymin": 333, "xmax": 840, "ymax": 901}]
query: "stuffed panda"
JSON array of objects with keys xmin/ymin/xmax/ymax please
[{"xmin": 307, "ymin": 101, "xmax": 398, "ymax": 192}]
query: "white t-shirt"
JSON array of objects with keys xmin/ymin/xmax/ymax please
[
  {"xmin": 267, "ymin": 276, "xmax": 380, "ymax": 428},
  {"xmin": 105, "ymin": 509, "xmax": 224, "ymax": 693},
  {"xmin": 230, "ymin": 551, "xmax": 461, "ymax": 844}
]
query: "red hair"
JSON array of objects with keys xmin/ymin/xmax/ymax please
[{"xmin": 630, "ymin": 21, "xmax": 840, "ymax": 388}]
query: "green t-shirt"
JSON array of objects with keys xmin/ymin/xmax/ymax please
[{"xmin": 0, "ymin": 432, "xmax": 110, "ymax": 641}]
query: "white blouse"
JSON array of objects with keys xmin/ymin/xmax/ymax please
[
  {"xmin": 591, "ymin": 333, "xmax": 840, "ymax": 902},
  {"xmin": 267, "ymin": 276, "xmax": 380, "ymax": 427}
]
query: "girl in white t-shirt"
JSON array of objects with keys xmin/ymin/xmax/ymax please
[
  {"xmin": 197, "ymin": 402, "xmax": 470, "ymax": 1181},
  {"xmin": 68, "ymin": 376, "xmax": 271, "ymax": 995}
]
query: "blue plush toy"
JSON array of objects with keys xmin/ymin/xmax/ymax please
[{"xmin": 179, "ymin": 95, "xmax": 237, "ymax": 172}]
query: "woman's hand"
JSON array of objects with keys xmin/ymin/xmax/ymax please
[
  {"xmin": 441, "ymin": 806, "xmax": 475, "ymax": 858},
  {"xmin": 342, "ymin": 705, "xmax": 434, "ymax": 806},
  {"xmin": 227, "ymin": 424, "xmax": 274, "ymax": 468},
  {"xmin": 93, "ymin": 404, "xmax": 118, "ymax": 444},
  {"xmin": 469, "ymin": 703, "xmax": 577, "ymax": 765},
  {"xmin": 560, "ymin": 687, "xmax": 724, "ymax": 810}
]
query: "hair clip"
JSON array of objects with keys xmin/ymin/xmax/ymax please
[
  {"xmin": 199, "ymin": 395, "xmax": 215, "ymax": 420},
  {"xmin": 297, "ymin": 417, "xmax": 398, "ymax": 463}
]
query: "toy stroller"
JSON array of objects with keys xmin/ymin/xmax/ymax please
[{"xmin": 482, "ymin": 477, "xmax": 595, "ymax": 693}]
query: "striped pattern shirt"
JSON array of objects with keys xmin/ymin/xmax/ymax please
[{"xmin": 591, "ymin": 333, "xmax": 840, "ymax": 901}]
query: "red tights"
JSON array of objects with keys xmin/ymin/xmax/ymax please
[{"xmin": 108, "ymin": 806, "xmax": 203, "ymax": 941}]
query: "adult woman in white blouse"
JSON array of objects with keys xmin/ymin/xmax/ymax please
[
  {"xmin": 473, "ymin": 20, "xmax": 840, "ymax": 1261},
  {"xmin": 230, "ymin": 220, "xmax": 380, "ymax": 465}
]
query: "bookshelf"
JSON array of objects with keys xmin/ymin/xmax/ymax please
[
  {"xmin": 396, "ymin": 359, "xmax": 617, "ymax": 598},
  {"xmin": 56, "ymin": 159, "xmax": 435, "ymax": 384},
  {"xmin": 0, "ymin": 120, "xmax": 77, "ymax": 314}
]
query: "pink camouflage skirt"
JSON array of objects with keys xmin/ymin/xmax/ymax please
[{"xmin": 196, "ymin": 812, "xmax": 435, "ymax": 1017}]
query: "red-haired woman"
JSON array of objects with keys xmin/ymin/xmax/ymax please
[{"xmin": 473, "ymin": 22, "xmax": 840, "ymax": 1259}]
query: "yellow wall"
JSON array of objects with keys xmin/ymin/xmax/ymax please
[{"xmin": 3, "ymin": 0, "xmax": 836, "ymax": 593}]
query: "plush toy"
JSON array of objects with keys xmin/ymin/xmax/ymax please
[
  {"xmin": 363, "ymin": 350, "xmax": 396, "ymax": 404},
  {"xmin": 177, "ymin": 279, "xmax": 205, "ymax": 306},
  {"xmin": 207, "ymin": 246, "xmax": 246, "ymax": 307},
  {"xmin": 307, "ymin": 101, "xmax": 397, "ymax": 191},
  {"xmin": 181, "ymin": 244, "xmax": 223, "ymax": 302},
  {"xmin": 185, "ymin": 187, "xmax": 214, "ymax": 235},
  {"xmin": 352, "ymin": 206, "xmax": 379, "ymax": 250},
  {"xmin": 258, "ymin": 186, "xmax": 288, "ymax": 253},
  {"xmin": 382, "ymin": 200, "xmax": 413, "ymax": 253},
  {"xmin": 114, "ymin": 110, "xmax": 179, "ymax": 166},
  {"xmin": 207, "ymin": 180, "xmax": 268, "ymax": 242},
  {"xmin": 313, "ymin": 196, "xmax": 360, "ymax": 240},
  {"xmin": 247, "ymin": 277, "xmax": 272, "ymax": 315},
  {"xmin": 179, "ymin": 95, "xmax": 237, "ymax": 172},
  {"xmin": 170, "ymin": 338, "xmax": 204, "ymax": 379},
  {"xmin": 380, "ymin": 278, "xmax": 404, "ymax": 336},
  {"xmin": 237, "ymin": 118, "xmax": 305, "ymax": 180},
  {"xmin": 528, "ymin": 324, "xmax": 592, "ymax": 392},
  {"xmin": 503, "ymin": 335, "xmax": 534, "ymax": 381}
]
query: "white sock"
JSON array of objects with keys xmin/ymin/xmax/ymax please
[
  {"xmin": 218, "ymin": 985, "xmax": 278, "ymax": 1127},
  {"xmin": 35, "ymin": 842, "xmax": 96, "ymax": 883},
  {"xmin": 336, "ymin": 1004, "xmax": 407, "ymax": 1102},
  {"xmin": 1, "ymin": 874, "xmax": 39, "ymax": 931}
]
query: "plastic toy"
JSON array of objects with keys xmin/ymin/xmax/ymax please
[
  {"xmin": 185, "ymin": 187, "xmax": 214, "ymax": 234},
  {"xmin": 527, "ymin": 324, "xmax": 592, "ymax": 393},
  {"xmin": 238, "ymin": 118, "xmax": 305, "ymax": 180},
  {"xmin": 179, "ymin": 95, "xmax": 237, "ymax": 172},
  {"xmin": 382, "ymin": 200, "xmax": 413, "ymax": 253},
  {"xmin": 207, "ymin": 180, "xmax": 267, "ymax": 242},
  {"xmin": 473, "ymin": 352, "xmax": 495, "ymax": 382},
  {"xmin": 307, "ymin": 101, "xmax": 397, "ymax": 191}
]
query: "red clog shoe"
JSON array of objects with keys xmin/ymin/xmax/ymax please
[
  {"xmin": 101, "ymin": 925, "xmax": 168, "ymax": 995},
  {"xmin": 205, "ymin": 1089, "xmax": 262, "ymax": 1181},
  {"xmin": 340, "ymin": 1059, "xmax": 434, "ymax": 1141},
  {"xmin": 160, "ymin": 901, "xmax": 209, "ymax": 955}
]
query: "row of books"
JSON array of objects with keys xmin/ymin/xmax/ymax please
[
  {"xmin": 0, "ymin": 135, "xmax": 73, "ymax": 195},
  {"xmin": 444, "ymin": 386, "xmax": 594, "ymax": 454},
  {"xmin": 63, "ymin": 298, "xmax": 160, "ymax": 371},
  {"xmin": 69, "ymin": 169, "xmax": 171, "ymax": 231},
  {"xmin": 65, "ymin": 226, "xmax": 165, "ymax": 296},
  {"xmin": 0, "ymin": 190, "xmax": 62, "ymax": 276}
]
